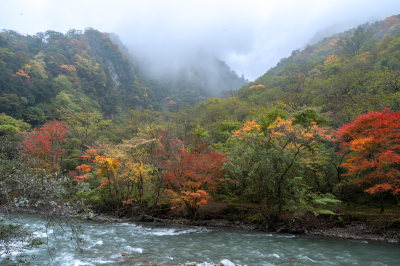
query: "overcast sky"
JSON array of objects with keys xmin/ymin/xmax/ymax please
[{"xmin": 1, "ymin": 0, "xmax": 399, "ymax": 80}]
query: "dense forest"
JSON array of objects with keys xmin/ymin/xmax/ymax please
[
  {"xmin": 239, "ymin": 15, "xmax": 400, "ymax": 126},
  {"xmin": 0, "ymin": 28, "xmax": 246, "ymax": 123},
  {"xmin": 1, "ymin": 15, "xmax": 400, "ymax": 239}
]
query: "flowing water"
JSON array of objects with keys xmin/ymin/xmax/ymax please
[{"xmin": 1, "ymin": 213, "xmax": 399, "ymax": 265}]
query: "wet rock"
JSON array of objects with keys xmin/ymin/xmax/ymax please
[
  {"xmin": 220, "ymin": 259, "xmax": 235, "ymax": 266},
  {"xmin": 196, "ymin": 263, "xmax": 214, "ymax": 266},
  {"xmin": 239, "ymin": 223, "xmax": 257, "ymax": 230},
  {"xmin": 185, "ymin": 262, "xmax": 197, "ymax": 266},
  {"xmin": 121, "ymin": 252, "xmax": 128, "ymax": 256},
  {"xmin": 139, "ymin": 215, "xmax": 155, "ymax": 222}
]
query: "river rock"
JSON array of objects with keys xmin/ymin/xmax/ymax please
[
  {"xmin": 140, "ymin": 215, "xmax": 155, "ymax": 222},
  {"xmin": 185, "ymin": 262, "xmax": 197, "ymax": 266},
  {"xmin": 220, "ymin": 259, "xmax": 235, "ymax": 266}
]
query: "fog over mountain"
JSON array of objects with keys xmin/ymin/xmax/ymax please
[{"xmin": 1, "ymin": 0, "xmax": 399, "ymax": 80}]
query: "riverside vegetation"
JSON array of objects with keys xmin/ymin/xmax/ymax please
[{"xmin": 1, "ymin": 14, "xmax": 400, "ymax": 256}]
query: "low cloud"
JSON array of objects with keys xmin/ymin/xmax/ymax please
[{"xmin": 1, "ymin": 0, "xmax": 399, "ymax": 80}]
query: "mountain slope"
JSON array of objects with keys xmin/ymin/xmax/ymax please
[
  {"xmin": 238, "ymin": 14, "xmax": 400, "ymax": 125},
  {"xmin": 0, "ymin": 29, "xmax": 155, "ymax": 124},
  {"xmin": 0, "ymin": 28, "xmax": 246, "ymax": 124},
  {"xmin": 138, "ymin": 54, "xmax": 248, "ymax": 107},
  {"xmin": 109, "ymin": 34, "xmax": 248, "ymax": 108}
]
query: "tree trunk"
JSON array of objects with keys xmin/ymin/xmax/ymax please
[{"xmin": 277, "ymin": 147, "xmax": 300, "ymax": 215}]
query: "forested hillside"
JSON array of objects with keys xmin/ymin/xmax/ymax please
[
  {"xmin": 0, "ymin": 29, "xmax": 154, "ymax": 123},
  {"xmin": 238, "ymin": 15, "xmax": 400, "ymax": 126},
  {"xmin": 0, "ymin": 28, "xmax": 246, "ymax": 125}
]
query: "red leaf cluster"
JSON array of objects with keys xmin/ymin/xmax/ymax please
[
  {"xmin": 155, "ymin": 134, "xmax": 227, "ymax": 212},
  {"xmin": 337, "ymin": 108, "xmax": 400, "ymax": 195},
  {"xmin": 15, "ymin": 69, "xmax": 30, "ymax": 79},
  {"xmin": 22, "ymin": 120, "xmax": 69, "ymax": 172},
  {"xmin": 60, "ymin": 64, "xmax": 77, "ymax": 72}
]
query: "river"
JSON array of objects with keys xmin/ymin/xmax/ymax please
[{"xmin": 1, "ymin": 213, "xmax": 399, "ymax": 265}]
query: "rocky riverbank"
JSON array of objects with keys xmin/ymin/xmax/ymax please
[{"xmin": 307, "ymin": 221, "xmax": 400, "ymax": 243}]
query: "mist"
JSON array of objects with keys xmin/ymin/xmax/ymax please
[{"xmin": 1, "ymin": 0, "xmax": 399, "ymax": 80}]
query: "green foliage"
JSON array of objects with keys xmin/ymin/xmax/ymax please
[
  {"xmin": 225, "ymin": 140, "xmax": 305, "ymax": 213},
  {"xmin": 0, "ymin": 113, "xmax": 30, "ymax": 136},
  {"xmin": 250, "ymin": 107, "xmax": 286, "ymax": 132},
  {"xmin": 311, "ymin": 193, "xmax": 341, "ymax": 215},
  {"xmin": 175, "ymin": 97, "xmax": 250, "ymax": 142},
  {"xmin": 76, "ymin": 189, "xmax": 103, "ymax": 210},
  {"xmin": 193, "ymin": 124, "xmax": 209, "ymax": 139},
  {"xmin": 216, "ymin": 121, "xmax": 242, "ymax": 142},
  {"xmin": 24, "ymin": 106, "xmax": 46, "ymax": 125},
  {"xmin": 293, "ymin": 109, "xmax": 327, "ymax": 126},
  {"xmin": 340, "ymin": 26, "xmax": 371, "ymax": 56},
  {"xmin": 29, "ymin": 237, "xmax": 44, "ymax": 248},
  {"xmin": 237, "ymin": 15, "xmax": 400, "ymax": 126},
  {"xmin": 0, "ymin": 29, "xmax": 155, "ymax": 123}
]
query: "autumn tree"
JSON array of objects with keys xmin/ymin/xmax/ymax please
[
  {"xmin": 155, "ymin": 135, "xmax": 226, "ymax": 219},
  {"xmin": 74, "ymin": 136, "xmax": 157, "ymax": 212},
  {"xmin": 226, "ymin": 116, "xmax": 333, "ymax": 220},
  {"xmin": 116, "ymin": 138, "xmax": 155, "ymax": 206},
  {"xmin": 75, "ymin": 148, "xmax": 125, "ymax": 210},
  {"xmin": 22, "ymin": 120, "xmax": 69, "ymax": 173},
  {"xmin": 337, "ymin": 108, "xmax": 400, "ymax": 212}
]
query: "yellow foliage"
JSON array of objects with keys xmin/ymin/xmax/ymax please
[
  {"xmin": 233, "ymin": 120, "xmax": 261, "ymax": 137},
  {"xmin": 350, "ymin": 137, "xmax": 376, "ymax": 153},
  {"xmin": 120, "ymin": 160, "xmax": 151, "ymax": 184},
  {"xmin": 94, "ymin": 155, "xmax": 120, "ymax": 178},
  {"xmin": 268, "ymin": 117, "xmax": 333, "ymax": 143},
  {"xmin": 249, "ymin": 84, "xmax": 266, "ymax": 89},
  {"xmin": 323, "ymin": 54, "xmax": 340, "ymax": 66}
]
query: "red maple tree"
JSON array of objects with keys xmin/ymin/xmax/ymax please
[
  {"xmin": 337, "ymin": 108, "xmax": 400, "ymax": 211},
  {"xmin": 155, "ymin": 135, "xmax": 226, "ymax": 219},
  {"xmin": 22, "ymin": 120, "xmax": 69, "ymax": 172}
]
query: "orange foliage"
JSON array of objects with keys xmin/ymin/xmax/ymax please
[
  {"xmin": 81, "ymin": 155, "xmax": 92, "ymax": 161},
  {"xmin": 232, "ymin": 120, "xmax": 261, "ymax": 138},
  {"xmin": 81, "ymin": 149, "xmax": 97, "ymax": 161},
  {"xmin": 268, "ymin": 117, "xmax": 333, "ymax": 143},
  {"xmin": 86, "ymin": 149, "xmax": 98, "ymax": 156},
  {"xmin": 76, "ymin": 164, "xmax": 92, "ymax": 173},
  {"xmin": 337, "ymin": 108, "xmax": 400, "ymax": 196},
  {"xmin": 122, "ymin": 198, "xmax": 135, "ymax": 205},
  {"xmin": 323, "ymin": 54, "xmax": 340, "ymax": 66},
  {"xmin": 365, "ymin": 183, "xmax": 393, "ymax": 194},
  {"xmin": 60, "ymin": 64, "xmax": 77, "ymax": 71},
  {"xmin": 15, "ymin": 69, "xmax": 30, "ymax": 79},
  {"xmin": 249, "ymin": 84, "xmax": 266, "ymax": 89}
]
